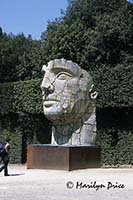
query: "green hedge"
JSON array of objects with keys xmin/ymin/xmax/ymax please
[
  {"xmin": 96, "ymin": 107, "xmax": 133, "ymax": 165},
  {"xmin": 0, "ymin": 114, "xmax": 51, "ymax": 163},
  {"xmin": 92, "ymin": 64, "xmax": 133, "ymax": 108},
  {"xmin": 0, "ymin": 112, "xmax": 132, "ymax": 165},
  {"xmin": 96, "ymin": 129, "xmax": 133, "ymax": 165},
  {"xmin": 0, "ymin": 79, "xmax": 42, "ymax": 115},
  {"xmin": 0, "ymin": 78, "xmax": 133, "ymax": 165},
  {"xmin": 1, "ymin": 124, "xmax": 132, "ymax": 165},
  {"xmin": 0, "ymin": 128, "xmax": 22, "ymax": 163},
  {"xmin": 0, "ymin": 65, "xmax": 133, "ymax": 115}
]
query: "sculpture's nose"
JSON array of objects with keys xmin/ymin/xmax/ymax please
[{"xmin": 41, "ymin": 76, "xmax": 54, "ymax": 93}]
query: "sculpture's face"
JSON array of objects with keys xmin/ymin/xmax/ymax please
[{"xmin": 41, "ymin": 59, "xmax": 94, "ymax": 124}]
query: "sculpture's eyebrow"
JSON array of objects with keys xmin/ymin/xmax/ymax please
[
  {"xmin": 50, "ymin": 66, "xmax": 80, "ymax": 77},
  {"xmin": 41, "ymin": 64, "xmax": 81, "ymax": 77}
]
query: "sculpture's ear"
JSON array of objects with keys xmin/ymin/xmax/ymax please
[
  {"xmin": 90, "ymin": 91, "xmax": 98, "ymax": 99},
  {"xmin": 89, "ymin": 84, "xmax": 98, "ymax": 99}
]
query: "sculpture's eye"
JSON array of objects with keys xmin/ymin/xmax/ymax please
[{"xmin": 56, "ymin": 72, "xmax": 73, "ymax": 80}]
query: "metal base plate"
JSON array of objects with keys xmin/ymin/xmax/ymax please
[{"xmin": 27, "ymin": 145, "xmax": 101, "ymax": 171}]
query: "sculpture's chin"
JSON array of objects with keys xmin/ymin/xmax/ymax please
[
  {"xmin": 44, "ymin": 111, "xmax": 83, "ymax": 125},
  {"xmin": 43, "ymin": 101, "xmax": 70, "ymax": 123},
  {"xmin": 44, "ymin": 112, "xmax": 61, "ymax": 122},
  {"xmin": 44, "ymin": 107, "xmax": 64, "ymax": 122}
]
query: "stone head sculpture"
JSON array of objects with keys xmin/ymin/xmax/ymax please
[{"xmin": 41, "ymin": 58, "xmax": 97, "ymax": 145}]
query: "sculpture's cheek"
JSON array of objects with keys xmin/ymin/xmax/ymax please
[
  {"xmin": 67, "ymin": 79, "xmax": 79, "ymax": 93},
  {"xmin": 54, "ymin": 80, "xmax": 68, "ymax": 94}
]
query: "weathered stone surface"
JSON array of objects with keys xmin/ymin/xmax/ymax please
[{"xmin": 41, "ymin": 58, "xmax": 98, "ymax": 145}]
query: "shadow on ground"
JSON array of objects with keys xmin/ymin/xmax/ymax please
[{"xmin": 9, "ymin": 173, "xmax": 25, "ymax": 176}]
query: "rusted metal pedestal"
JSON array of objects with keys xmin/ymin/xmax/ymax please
[{"xmin": 27, "ymin": 145, "xmax": 101, "ymax": 171}]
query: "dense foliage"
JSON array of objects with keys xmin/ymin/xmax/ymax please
[
  {"xmin": 0, "ymin": 79, "xmax": 42, "ymax": 114},
  {"xmin": 0, "ymin": 0, "xmax": 132, "ymax": 165},
  {"xmin": 0, "ymin": 29, "xmax": 43, "ymax": 83},
  {"xmin": 41, "ymin": 0, "xmax": 133, "ymax": 107},
  {"xmin": 96, "ymin": 129, "xmax": 133, "ymax": 166},
  {"xmin": 0, "ymin": 114, "xmax": 51, "ymax": 163},
  {"xmin": 41, "ymin": 0, "xmax": 132, "ymax": 66}
]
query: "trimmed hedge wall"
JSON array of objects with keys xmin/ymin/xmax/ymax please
[
  {"xmin": 96, "ymin": 129, "xmax": 133, "ymax": 166},
  {"xmin": 0, "ymin": 128, "xmax": 22, "ymax": 163},
  {"xmin": 0, "ymin": 79, "xmax": 42, "ymax": 115},
  {"xmin": 0, "ymin": 77, "xmax": 133, "ymax": 165},
  {"xmin": 92, "ymin": 64, "xmax": 133, "ymax": 108},
  {"xmin": 0, "ymin": 113, "xmax": 51, "ymax": 163},
  {"xmin": 0, "ymin": 118, "xmax": 132, "ymax": 165},
  {"xmin": 0, "ymin": 64, "xmax": 133, "ymax": 115}
]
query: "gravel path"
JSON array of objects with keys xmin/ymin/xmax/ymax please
[{"xmin": 0, "ymin": 165, "xmax": 132, "ymax": 200}]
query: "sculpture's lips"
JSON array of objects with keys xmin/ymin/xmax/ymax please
[{"xmin": 43, "ymin": 99, "xmax": 59, "ymax": 108}]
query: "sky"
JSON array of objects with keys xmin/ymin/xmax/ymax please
[{"xmin": 0, "ymin": 0, "xmax": 68, "ymax": 39}]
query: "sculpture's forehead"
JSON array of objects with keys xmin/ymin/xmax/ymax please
[{"xmin": 42, "ymin": 60, "xmax": 81, "ymax": 76}]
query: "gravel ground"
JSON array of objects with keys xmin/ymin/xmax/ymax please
[{"xmin": 0, "ymin": 164, "xmax": 133, "ymax": 200}]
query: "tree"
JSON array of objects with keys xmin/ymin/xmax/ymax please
[
  {"xmin": 16, "ymin": 40, "xmax": 43, "ymax": 80},
  {"xmin": 0, "ymin": 29, "xmax": 17, "ymax": 83},
  {"xmin": 0, "ymin": 30, "xmax": 43, "ymax": 82},
  {"xmin": 40, "ymin": 0, "xmax": 133, "ymax": 107},
  {"xmin": 41, "ymin": 0, "xmax": 132, "ymax": 68}
]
